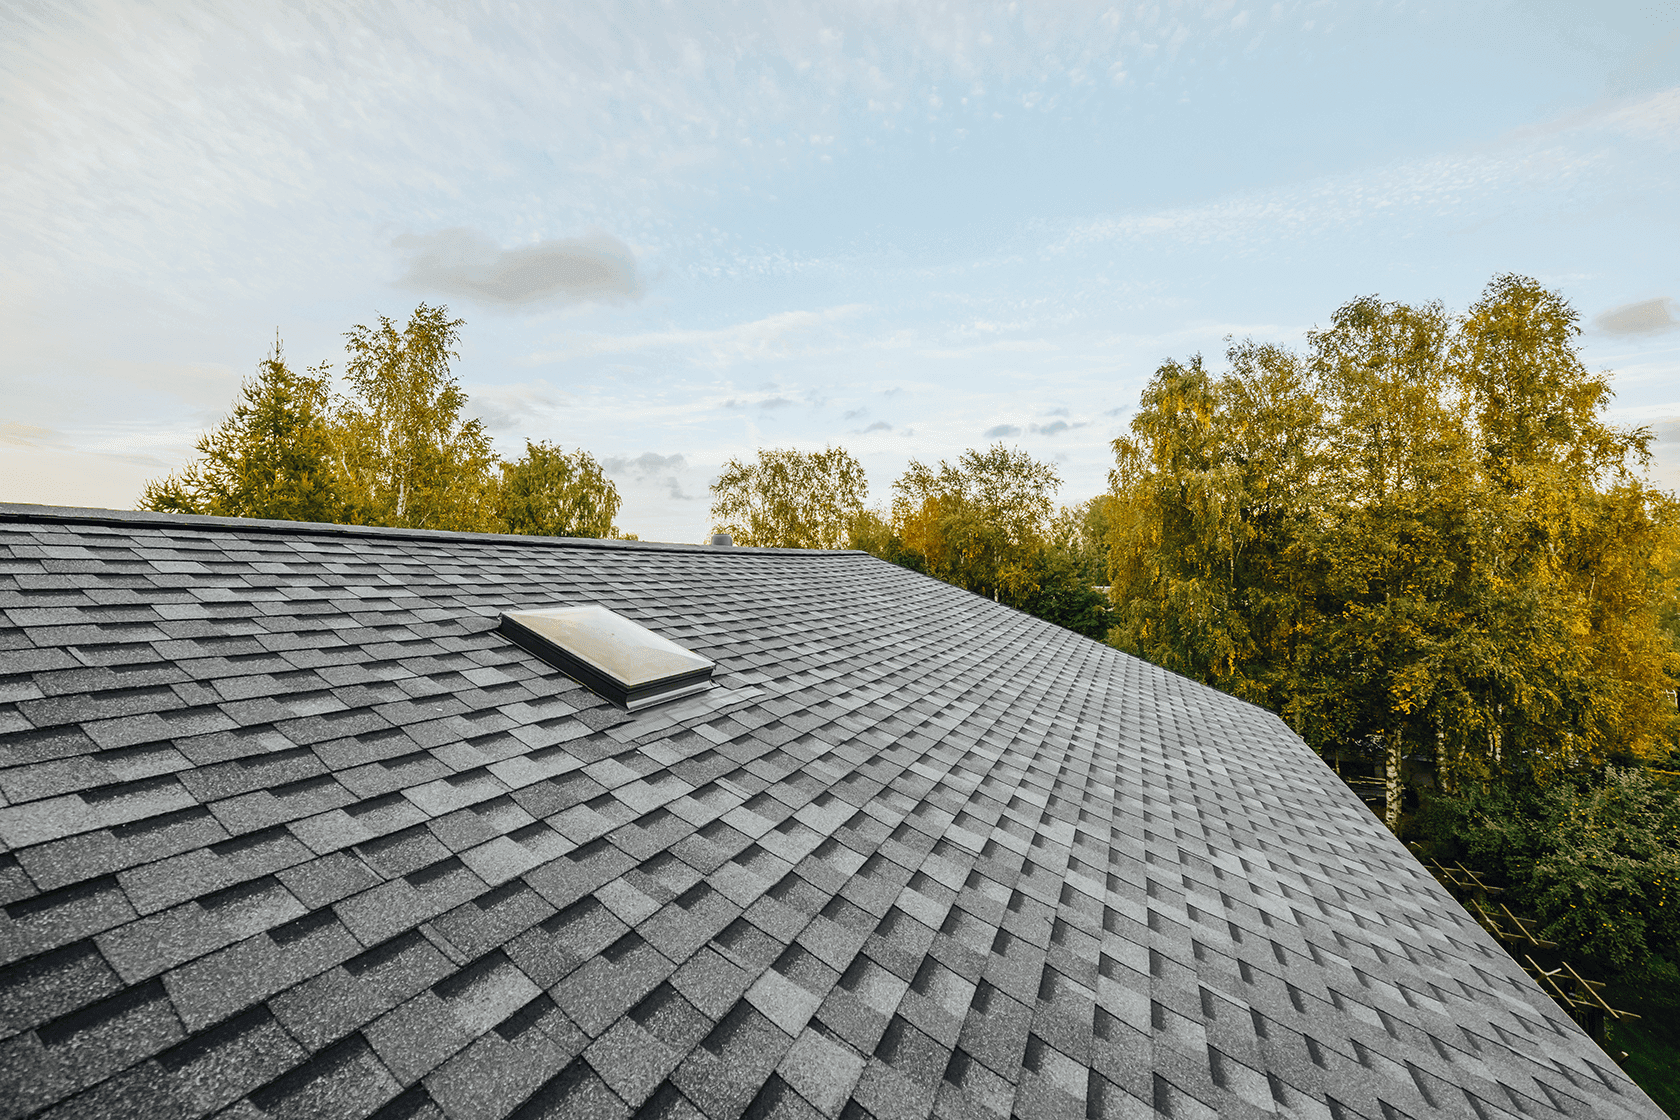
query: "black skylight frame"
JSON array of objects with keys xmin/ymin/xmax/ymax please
[{"xmin": 499, "ymin": 604, "xmax": 715, "ymax": 710}]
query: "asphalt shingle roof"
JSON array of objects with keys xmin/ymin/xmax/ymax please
[{"xmin": 0, "ymin": 504, "xmax": 1663, "ymax": 1120}]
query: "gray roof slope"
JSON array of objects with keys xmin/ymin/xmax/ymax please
[{"xmin": 0, "ymin": 504, "xmax": 1660, "ymax": 1120}]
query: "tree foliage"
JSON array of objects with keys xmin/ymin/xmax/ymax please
[
  {"xmin": 1009, "ymin": 500, "xmax": 1115, "ymax": 639},
  {"xmin": 1416, "ymin": 768, "xmax": 1680, "ymax": 994},
  {"xmin": 710, "ymin": 446, "xmax": 867, "ymax": 548},
  {"xmin": 704, "ymin": 441, "xmax": 1109, "ymax": 637},
  {"xmin": 1108, "ymin": 344, "xmax": 1320, "ymax": 707},
  {"xmin": 1107, "ymin": 275, "xmax": 1680, "ymax": 830},
  {"xmin": 892, "ymin": 444, "xmax": 1061, "ymax": 603},
  {"xmin": 336, "ymin": 304, "xmax": 500, "ymax": 533},
  {"xmin": 139, "ymin": 342, "xmax": 347, "ymax": 523},
  {"xmin": 870, "ymin": 443, "xmax": 1114, "ymax": 635},
  {"xmin": 499, "ymin": 440, "xmax": 621, "ymax": 538},
  {"xmin": 142, "ymin": 307, "xmax": 624, "ymax": 539}
]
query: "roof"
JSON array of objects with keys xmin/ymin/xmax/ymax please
[{"xmin": 0, "ymin": 503, "xmax": 1661, "ymax": 1120}]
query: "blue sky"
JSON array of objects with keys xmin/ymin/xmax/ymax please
[{"xmin": 3, "ymin": 1, "xmax": 1677, "ymax": 543}]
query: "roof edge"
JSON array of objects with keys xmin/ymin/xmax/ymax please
[{"xmin": 0, "ymin": 503, "xmax": 861, "ymax": 556}]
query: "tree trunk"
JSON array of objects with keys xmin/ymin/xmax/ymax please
[{"xmin": 1384, "ymin": 731, "xmax": 1403, "ymax": 833}]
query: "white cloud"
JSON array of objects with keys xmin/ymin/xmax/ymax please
[
  {"xmin": 1600, "ymin": 86, "xmax": 1680, "ymax": 143},
  {"xmin": 467, "ymin": 380, "xmax": 573, "ymax": 432},
  {"xmin": 601, "ymin": 450, "xmax": 703, "ymax": 504},
  {"xmin": 0, "ymin": 421, "xmax": 66, "ymax": 450},
  {"xmin": 1050, "ymin": 88, "xmax": 1680, "ymax": 257},
  {"xmin": 602, "ymin": 451, "xmax": 688, "ymax": 476}
]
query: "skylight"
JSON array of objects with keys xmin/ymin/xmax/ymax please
[{"xmin": 499, "ymin": 604, "xmax": 715, "ymax": 710}]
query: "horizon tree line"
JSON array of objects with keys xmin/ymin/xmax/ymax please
[
  {"xmin": 141, "ymin": 305, "xmax": 625, "ymax": 540},
  {"xmin": 141, "ymin": 281, "xmax": 1679, "ymax": 811}
]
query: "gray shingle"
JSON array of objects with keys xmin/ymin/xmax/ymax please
[
  {"xmin": 0, "ymin": 941, "xmax": 124, "ymax": 1037},
  {"xmin": 0, "ymin": 506, "xmax": 1663, "ymax": 1120},
  {"xmin": 157, "ymin": 1005, "xmax": 306, "ymax": 1116},
  {"xmin": 162, "ymin": 910, "xmax": 363, "ymax": 1032},
  {"xmin": 270, "ymin": 930, "xmax": 453, "ymax": 1053},
  {"xmin": 245, "ymin": 1034, "xmax": 401, "ymax": 1120}
]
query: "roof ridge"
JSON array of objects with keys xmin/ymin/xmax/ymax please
[{"xmin": 0, "ymin": 503, "xmax": 860, "ymax": 556}]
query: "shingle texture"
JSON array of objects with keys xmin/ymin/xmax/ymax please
[{"xmin": 0, "ymin": 504, "xmax": 1662, "ymax": 1120}]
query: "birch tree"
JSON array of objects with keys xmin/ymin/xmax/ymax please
[
  {"xmin": 710, "ymin": 446, "xmax": 867, "ymax": 549},
  {"xmin": 1107, "ymin": 276, "xmax": 1679, "ymax": 834},
  {"xmin": 500, "ymin": 440, "xmax": 622, "ymax": 538},
  {"xmin": 892, "ymin": 444, "xmax": 1060, "ymax": 603},
  {"xmin": 337, "ymin": 304, "xmax": 500, "ymax": 532}
]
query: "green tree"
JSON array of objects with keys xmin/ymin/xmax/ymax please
[
  {"xmin": 892, "ymin": 443, "xmax": 1060, "ymax": 604},
  {"xmin": 1418, "ymin": 767, "xmax": 1680, "ymax": 993},
  {"xmin": 499, "ymin": 440, "xmax": 622, "ymax": 538},
  {"xmin": 337, "ymin": 304, "xmax": 501, "ymax": 532},
  {"xmin": 846, "ymin": 508, "xmax": 924, "ymax": 571},
  {"xmin": 710, "ymin": 446, "xmax": 867, "ymax": 548},
  {"xmin": 1459, "ymin": 274, "xmax": 1630, "ymax": 478},
  {"xmin": 1301, "ymin": 294, "xmax": 1479, "ymax": 829},
  {"xmin": 1014, "ymin": 507, "xmax": 1113, "ymax": 640},
  {"xmin": 1454, "ymin": 275, "xmax": 1679, "ymax": 775},
  {"xmin": 139, "ymin": 341, "xmax": 347, "ymax": 523},
  {"xmin": 1063, "ymin": 495, "xmax": 1118, "ymax": 589}
]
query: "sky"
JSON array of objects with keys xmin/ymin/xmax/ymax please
[{"xmin": 3, "ymin": 1, "xmax": 1678, "ymax": 544}]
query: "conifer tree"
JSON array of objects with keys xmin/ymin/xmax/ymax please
[{"xmin": 139, "ymin": 341, "xmax": 346, "ymax": 523}]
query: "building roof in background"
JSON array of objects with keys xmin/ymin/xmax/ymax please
[{"xmin": 0, "ymin": 505, "xmax": 1661, "ymax": 1120}]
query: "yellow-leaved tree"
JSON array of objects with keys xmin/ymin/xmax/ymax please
[
  {"xmin": 1107, "ymin": 275, "xmax": 1680, "ymax": 831},
  {"xmin": 892, "ymin": 444, "xmax": 1060, "ymax": 604}
]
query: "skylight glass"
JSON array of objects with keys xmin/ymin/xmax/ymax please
[{"xmin": 499, "ymin": 604, "xmax": 714, "ymax": 710}]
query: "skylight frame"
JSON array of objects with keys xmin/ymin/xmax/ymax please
[{"xmin": 499, "ymin": 604, "xmax": 715, "ymax": 710}]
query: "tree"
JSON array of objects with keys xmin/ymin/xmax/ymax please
[
  {"xmin": 1301, "ymin": 294, "xmax": 1481, "ymax": 829},
  {"xmin": 848, "ymin": 460, "xmax": 1112, "ymax": 638},
  {"xmin": 1107, "ymin": 276, "xmax": 1680, "ymax": 833},
  {"xmin": 1458, "ymin": 274, "xmax": 1629, "ymax": 478},
  {"xmin": 499, "ymin": 440, "xmax": 622, "ymax": 538},
  {"xmin": 892, "ymin": 443, "xmax": 1060, "ymax": 604},
  {"xmin": 1453, "ymin": 275, "xmax": 1678, "ymax": 775},
  {"xmin": 1417, "ymin": 767, "xmax": 1680, "ymax": 994},
  {"xmin": 846, "ymin": 508, "xmax": 923, "ymax": 571},
  {"xmin": 140, "ymin": 307, "xmax": 612, "ymax": 540},
  {"xmin": 1062, "ymin": 495, "xmax": 1118, "ymax": 589},
  {"xmin": 710, "ymin": 446, "xmax": 867, "ymax": 548},
  {"xmin": 1014, "ymin": 505, "xmax": 1113, "ymax": 640},
  {"xmin": 1107, "ymin": 344, "xmax": 1321, "ymax": 711},
  {"xmin": 139, "ymin": 340, "xmax": 347, "ymax": 523},
  {"xmin": 336, "ymin": 304, "xmax": 501, "ymax": 533}
]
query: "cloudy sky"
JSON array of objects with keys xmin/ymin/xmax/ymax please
[{"xmin": 3, "ymin": 1, "xmax": 1677, "ymax": 543}]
